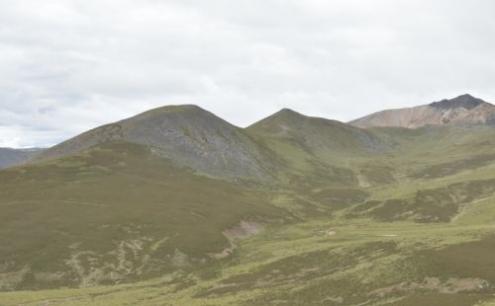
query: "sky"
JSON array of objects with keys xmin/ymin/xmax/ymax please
[{"xmin": 1, "ymin": 0, "xmax": 495, "ymax": 148}]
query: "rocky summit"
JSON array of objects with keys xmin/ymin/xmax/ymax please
[{"xmin": 350, "ymin": 94, "xmax": 495, "ymax": 128}]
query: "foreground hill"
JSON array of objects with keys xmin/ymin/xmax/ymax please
[
  {"xmin": 351, "ymin": 94, "xmax": 495, "ymax": 128},
  {"xmin": 0, "ymin": 147, "xmax": 43, "ymax": 169},
  {"xmin": 0, "ymin": 142, "xmax": 286, "ymax": 290}
]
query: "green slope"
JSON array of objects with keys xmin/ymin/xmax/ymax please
[
  {"xmin": 0, "ymin": 142, "xmax": 287, "ymax": 291},
  {"xmin": 246, "ymin": 108, "xmax": 394, "ymax": 192}
]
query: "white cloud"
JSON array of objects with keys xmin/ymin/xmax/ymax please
[{"xmin": 1, "ymin": 0, "xmax": 495, "ymax": 147}]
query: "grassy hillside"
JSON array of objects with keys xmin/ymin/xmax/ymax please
[
  {"xmin": 3, "ymin": 107, "xmax": 495, "ymax": 305},
  {"xmin": 246, "ymin": 108, "xmax": 394, "ymax": 191},
  {"xmin": 0, "ymin": 142, "xmax": 287, "ymax": 291},
  {"xmin": 2, "ymin": 219, "xmax": 495, "ymax": 305}
]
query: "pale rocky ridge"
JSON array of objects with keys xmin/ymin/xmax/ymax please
[{"xmin": 350, "ymin": 94, "xmax": 495, "ymax": 129}]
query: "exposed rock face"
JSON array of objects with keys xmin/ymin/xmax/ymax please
[
  {"xmin": 36, "ymin": 105, "xmax": 273, "ymax": 180},
  {"xmin": 0, "ymin": 148, "xmax": 43, "ymax": 169},
  {"xmin": 430, "ymin": 94, "xmax": 486, "ymax": 110},
  {"xmin": 350, "ymin": 94, "xmax": 495, "ymax": 129}
]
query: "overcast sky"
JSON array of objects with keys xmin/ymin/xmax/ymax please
[{"xmin": 1, "ymin": 0, "xmax": 495, "ymax": 147}]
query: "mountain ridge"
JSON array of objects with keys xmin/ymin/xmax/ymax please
[
  {"xmin": 350, "ymin": 94, "xmax": 495, "ymax": 129},
  {"xmin": 0, "ymin": 147, "xmax": 44, "ymax": 169},
  {"xmin": 27, "ymin": 94, "xmax": 495, "ymax": 182}
]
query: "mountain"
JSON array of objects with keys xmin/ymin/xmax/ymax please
[
  {"xmin": 350, "ymin": 94, "xmax": 495, "ymax": 128},
  {"xmin": 0, "ymin": 147, "xmax": 43, "ymax": 169},
  {"xmin": 247, "ymin": 108, "xmax": 394, "ymax": 190},
  {"xmin": 36, "ymin": 105, "xmax": 274, "ymax": 180},
  {"xmin": 4, "ymin": 100, "xmax": 495, "ymax": 305},
  {"xmin": 248, "ymin": 108, "xmax": 387, "ymax": 155}
]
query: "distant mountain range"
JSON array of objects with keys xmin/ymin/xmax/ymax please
[
  {"xmin": 0, "ymin": 147, "xmax": 44, "ymax": 169},
  {"xmin": 7, "ymin": 94, "xmax": 489, "ymax": 176},
  {"xmin": 2, "ymin": 94, "xmax": 493, "ymax": 172}
]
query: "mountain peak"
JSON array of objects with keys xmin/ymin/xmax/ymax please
[
  {"xmin": 131, "ymin": 104, "xmax": 208, "ymax": 120},
  {"xmin": 273, "ymin": 108, "xmax": 306, "ymax": 118},
  {"xmin": 150, "ymin": 104, "xmax": 203, "ymax": 112},
  {"xmin": 247, "ymin": 108, "xmax": 308, "ymax": 132},
  {"xmin": 429, "ymin": 94, "xmax": 488, "ymax": 110}
]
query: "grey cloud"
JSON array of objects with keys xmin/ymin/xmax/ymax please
[{"xmin": 1, "ymin": 0, "xmax": 495, "ymax": 147}]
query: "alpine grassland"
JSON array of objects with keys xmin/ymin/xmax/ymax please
[{"xmin": 3, "ymin": 99, "xmax": 495, "ymax": 305}]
